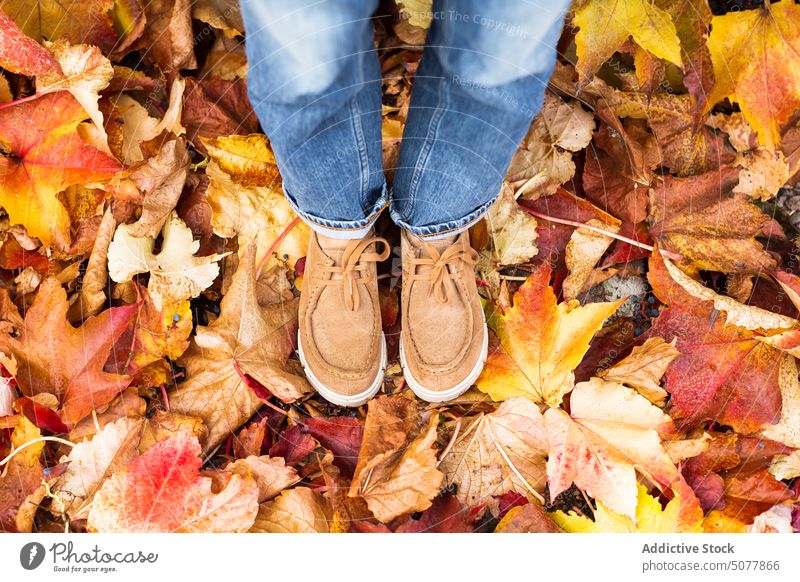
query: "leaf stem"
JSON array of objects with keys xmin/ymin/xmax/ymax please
[
  {"xmin": 520, "ymin": 206, "xmax": 683, "ymax": 261},
  {"xmin": 0, "ymin": 92, "xmax": 47, "ymax": 111},
  {"xmin": 256, "ymin": 216, "xmax": 302, "ymax": 278},
  {"xmin": 0, "ymin": 436, "xmax": 75, "ymax": 468}
]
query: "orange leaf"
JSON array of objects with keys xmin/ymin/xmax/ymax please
[
  {"xmin": 706, "ymin": 1, "xmax": 800, "ymax": 151},
  {"xmin": 0, "ymin": 278, "xmax": 137, "ymax": 426},
  {"xmin": 87, "ymin": 429, "xmax": 258, "ymax": 532},
  {"xmin": 0, "ymin": 92, "xmax": 120, "ymax": 250},
  {"xmin": 477, "ymin": 262, "xmax": 623, "ymax": 406}
]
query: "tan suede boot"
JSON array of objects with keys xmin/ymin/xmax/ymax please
[
  {"xmin": 297, "ymin": 230, "xmax": 391, "ymax": 406},
  {"xmin": 399, "ymin": 229, "xmax": 488, "ymax": 402}
]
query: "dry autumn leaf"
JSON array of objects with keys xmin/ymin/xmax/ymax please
[
  {"xmin": 202, "ymin": 133, "xmax": 310, "ymax": 269},
  {"xmin": 0, "ymin": 92, "xmax": 120, "ymax": 250},
  {"xmin": 440, "ymin": 397, "xmax": 548, "ymax": 507},
  {"xmin": 87, "ymin": 429, "xmax": 259, "ymax": 532},
  {"xmin": 349, "ymin": 395, "xmax": 444, "ymax": 523},
  {"xmin": 705, "ymin": 1, "xmax": 800, "ymax": 151},
  {"xmin": 508, "ymin": 93, "xmax": 595, "ymax": 198},
  {"xmin": 545, "ymin": 377, "xmax": 695, "ymax": 523},
  {"xmin": 107, "ymin": 211, "xmax": 227, "ymax": 311},
  {"xmin": 573, "ymin": 0, "xmax": 683, "ymax": 84},
  {"xmin": 170, "ymin": 243, "xmax": 311, "ymax": 454},
  {"xmin": 0, "ymin": 277, "xmax": 136, "ymax": 426},
  {"xmin": 477, "ymin": 262, "xmax": 624, "ymax": 406},
  {"xmin": 551, "ymin": 480, "xmax": 702, "ymax": 533}
]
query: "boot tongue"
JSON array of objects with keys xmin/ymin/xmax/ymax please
[{"xmin": 409, "ymin": 233, "xmax": 458, "ymax": 275}]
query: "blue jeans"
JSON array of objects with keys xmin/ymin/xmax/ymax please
[{"xmin": 241, "ymin": 0, "xmax": 571, "ymax": 239}]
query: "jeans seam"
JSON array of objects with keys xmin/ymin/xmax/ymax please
[
  {"xmin": 349, "ymin": 82, "xmax": 371, "ymax": 210},
  {"xmin": 284, "ymin": 184, "xmax": 388, "ymax": 232}
]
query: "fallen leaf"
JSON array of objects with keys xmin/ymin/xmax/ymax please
[
  {"xmin": 494, "ymin": 501, "xmax": 563, "ymax": 533},
  {"xmin": 38, "ymin": 40, "xmax": 114, "ymax": 147},
  {"xmin": 648, "ymin": 168, "xmax": 778, "ymax": 273},
  {"xmin": 0, "ymin": 8, "xmax": 61, "ymax": 77},
  {"xmin": 481, "ymin": 182, "xmax": 538, "ymax": 268},
  {"xmin": 0, "ymin": 92, "xmax": 120, "ymax": 250},
  {"xmin": 107, "ymin": 211, "xmax": 227, "ymax": 311},
  {"xmin": 127, "ymin": 0, "xmax": 195, "ymax": 72},
  {"xmin": 51, "ymin": 416, "xmax": 144, "ymax": 518},
  {"xmin": 124, "ymin": 134, "xmax": 190, "ymax": 237},
  {"xmin": 732, "ymin": 148, "xmax": 790, "ymax": 201},
  {"xmin": 508, "ymin": 93, "xmax": 595, "ymax": 198},
  {"xmin": 202, "ymin": 133, "xmax": 310, "ymax": 269},
  {"xmin": 170, "ymin": 243, "xmax": 310, "ymax": 454},
  {"xmin": 562, "ymin": 218, "xmax": 620, "ymax": 300},
  {"xmin": 88, "ymin": 429, "xmax": 258, "ymax": 532},
  {"xmin": 0, "ymin": 278, "xmax": 136, "ymax": 426},
  {"xmin": 0, "ymin": 416, "xmax": 44, "ymax": 532},
  {"xmin": 705, "ymin": 1, "xmax": 800, "ymax": 151},
  {"xmin": 645, "ymin": 250, "xmax": 783, "ymax": 433},
  {"xmin": 250, "ymin": 487, "xmax": 332, "ymax": 533},
  {"xmin": 349, "ymin": 395, "xmax": 444, "ymax": 523},
  {"xmin": 67, "ymin": 207, "xmax": 115, "ymax": 321},
  {"xmin": 551, "ymin": 480, "xmax": 702, "ymax": 533},
  {"xmin": 573, "ymin": 0, "xmax": 682, "ymax": 84},
  {"xmin": 224, "ymin": 455, "xmax": 300, "ymax": 503},
  {"xmin": 545, "ymin": 377, "xmax": 690, "ymax": 523},
  {"xmin": 0, "ymin": 0, "xmax": 118, "ymax": 53},
  {"xmin": 477, "ymin": 262, "xmax": 623, "ymax": 406},
  {"xmin": 598, "ymin": 336, "xmax": 679, "ymax": 406},
  {"xmin": 440, "ymin": 397, "xmax": 548, "ymax": 508}
]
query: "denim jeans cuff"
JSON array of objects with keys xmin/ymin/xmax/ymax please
[
  {"xmin": 389, "ymin": 195, "xmax": 496, "ymax": 240},
  {"xmin": 283, "ymin": 184, "xmax": 389, "ymax": 240}
]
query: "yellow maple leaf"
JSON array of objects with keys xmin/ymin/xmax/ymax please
[
  {"xmin": 573, "ymin": 0, "xmax": 683, "ymax": 84},
  {"xmin": 202, "ymin": 133, "xmax": 310, "ymax": 270},
  {"xmin": 551, "ymin": 480, "xmax": 702, "ymax": 533},
  {"xmin": 476, "ymin": 262, "xmax": 623, "ymax": 407},
  {"xmin": 706, "ymin": 1, "xmax": 800, "ymax": 151}
]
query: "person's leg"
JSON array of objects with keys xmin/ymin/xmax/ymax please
[
  {"xmin": 395, "ymin": 0, "xmax": 572, "ymax": 401},
  {"xmin": 241, "ymin": 0, "xmax": 390, "ymax": 407},
  {"xmin": 390, "ymin": 0, "xmax": 572, "ymax": 238},
  {"xmin": 241, "ymin": 0, "xmax": 386, "ymax": 239}
]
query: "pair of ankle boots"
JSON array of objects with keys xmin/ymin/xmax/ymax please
[{"xmin": 296, "ymin": 229, "xmax": 488, "ymax": 406}]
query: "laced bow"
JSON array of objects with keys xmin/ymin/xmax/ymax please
[
  {"xmin": 407, "ymin": 239, "xmax": 479, "ymax": 304},
  {"xmin": 318, "ymin": 236, "xmax": 391, "ymax": 311}
]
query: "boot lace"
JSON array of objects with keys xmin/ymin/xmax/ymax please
[
  {"xmin": 318, "ymin": 236, "xmax": 391, "ymax": 312},
  {"xmin": 407, "ymin": 239, "xmax": 479, "ymax": 304}
]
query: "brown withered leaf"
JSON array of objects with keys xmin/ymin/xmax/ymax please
[
  {"xmin": 182, "ymin": 78, "xmax": 259, "ymax": 150},
  {"xmin": 171, "ymin": 243, "xmax": 311, "ymax": 454},
  {"xmin": 349, "ymin": 395, "xmax": 444, "ymax": 523},
  {"xmin": 508, "ymin": 93, "xmax": 595, "ymax": 198},
  {"xmin": 125, "ymin": 133, "xmax": 190, "ymax": 238},
  {"xmin": 440, "ymin": 398, "xmax": 548, "ymax": 508},
  {"xmin": 224, "ymin": 456, "xmax": 300, "ymax": 503},
  {"xmin": 128, "ymin": 0, "xmax": 196, "ymax": 72},
  {"xmin": 648, "ymin": 167, "xmax": 779, "ymax": 273},
  {"xmin": 598, "ymin": 337, "xmax": 680, "ymax": 406}
]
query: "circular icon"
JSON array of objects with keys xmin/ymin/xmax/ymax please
[{"xmin": 19, "ymin": 542, "xmax": 46, "ymax": 570}]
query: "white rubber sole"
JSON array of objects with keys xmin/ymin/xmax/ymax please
[
  {"xmin": 297, "ymin": 330, "xmax": 387, "ymax": 407},
  {"xmin": 399, "ymin": 317, "xmax": 489, "ymax": 403}
]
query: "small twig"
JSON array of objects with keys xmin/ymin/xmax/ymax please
[
  {"xmin": 520, "ymin": 206, "xmax": 683, "ymax": 261},
  {"xmin": 256, "ymin": 216, "xmax": 302, "ymax": 278},
  {"xmin": 160, "ymin": 384, "xmax": 170, "ymax": 411},
  {"xmin": 437, "ymin": 418, "xmax": 462, "ymax": 466},
  {"xmin": 0, "ymin": 437, "xmax": 75, "ymax": 472}
]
